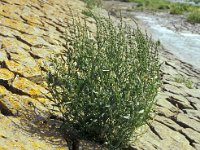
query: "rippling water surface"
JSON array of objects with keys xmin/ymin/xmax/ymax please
[{"xmin": 134, "ymin": 13, "xmax": 200, "ymax": 69}]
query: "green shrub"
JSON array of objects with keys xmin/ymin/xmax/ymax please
[
  {"xmin": 170, "ymin": 3, "xmax": 189, "ymax": 15},
  {"xmin": 82, "ymin": 0, "xmax": 101, "ymax": 8},
  {"xmin": 158, "ymin": 4, "xmax": 170, "ymax": 10},
  {"xmin": 47, "ymin": 15, "xmax": 160, "ymax": 150},
  {"xmin": 82, "ymin": 9, "xmax": 93, "ymax": 17},
  {"xmin": 131, "ymin": 0, "xmax": 170, "ymax": 11},
  {"xmin": 130, "ymin": 0, "xmax": 200, "ymax": 14},
  {"xmin": 187, "ymin": 10, "xmax": 200, "ymax": 23}
]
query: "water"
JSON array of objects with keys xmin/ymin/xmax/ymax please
[
  {"xmin": 167, "ymin": 0, "xmax": 200, "ymax": 5},
  {"xmin": 134, "ymin": 13, "xmax": 200, "ymax": 69}
]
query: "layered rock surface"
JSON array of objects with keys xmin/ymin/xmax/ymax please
[
  {"xmin": 0, "ymin": 0, "xmax": 86, "ymax": 149},
  {"xmin": 132, "ymin": 50, "xmax": 200, "ymax": 150},
  {"xmin": 101, "ymin": 2, "xmax": 200, "ymax": 149},
  {"xmin": 0, "ymin": 0, "xmax": 200, "ymax": 149}
]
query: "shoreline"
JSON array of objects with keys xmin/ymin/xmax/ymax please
[
  {"xmin": 101, "ymin": 1, "xmax": 200, "ymax": 149},
  {"xmin": 101, "ymin": 0, "xmax": 200, "ymax": 72}
]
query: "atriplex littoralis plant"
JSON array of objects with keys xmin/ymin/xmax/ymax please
[{"xmin": 47, "ymin": 14, "xmax": 160, "ymax": 150}]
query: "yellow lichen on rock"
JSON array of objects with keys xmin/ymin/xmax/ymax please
[
  {"xmin": 0, "ymin": 114, "xmax": 68, "ymax": 150},
  {"xmin": 1, "ymin": 38, "xmax": 30, "ymax": 50},
  {"xmin": 0, "ymin": 68, "xmax": 15, "ymax": 81},
  {"xmin": 22, "ymin": 14, "xmax": 42, "ymax": 26},
  {"xmin": 0, "ymin": 0, "xmax": 86, "ymax": 149},
  {"xmin": 5, "ymin": 60, "xmax": 41, "ymax": 78},
  {"xmin": 0, "ymin": 85, "xmax": 10, "ymax": 95},
  {"xmin": 0, "ymin": 49, "xmax": 8, "ymax": 62},
  {"xmin": 0, "ymin": 146, "xmax": 9, "ymax": 150},
  {"xmin": 0, "ymin": 4, "xmax": 22, "ymax": 20},
  {"xmin": 12, "ymin": 76, "xmax": 48, "ymax": 97},
  {"xmin": 0, "ymin": 94, "xmax": 22, "ymax": 115},
  {"xmin": 30, "ymin": 47, "xmax": 54, "ymax": 58}
]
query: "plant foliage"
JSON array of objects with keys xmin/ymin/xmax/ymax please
[
  {"xmin": 81, "ymin": 0, "xmax": 101, "ymax": 8},
  {"xmin": 187, "ymin": 10, "xmax": 200, "ymax": 23},
  {"xmin": 47, "ymin": 15, "xmax": 160, "ymax": 149}
]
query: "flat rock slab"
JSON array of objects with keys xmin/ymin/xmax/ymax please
[
  {"xmin": 5, "ymin": 60, "xmax": 41, "ymax": 78},
  {"xmin": 135, "ymin": 121, "xmax": 194, "ymax": 150},
  {"xmin": 11, "ymin": 76, "xmax": 48, "ymax": 97},
  {"xmin": 177, "ymin": 113, "xmax": 200, "ymax": 133},
  {"xmin": 0, "ymin": 68, "xmax": 15, "ymax": 81},
  {"xmin": 0, "ymin": 114, "xmax": 68, "ymax": 150},
  {"xmin": 0, "ymin": 0, "xmax": 87, "ymax": 149},
  {"xmin": 181, "ymin": 128, "xmax": 200, "ymax": 144},
  {"xmin": 0, "ymin": 49, "xmax": 8, "ymax": 62},
  {"xmin": 0, "ymin": 85, "xmax": 10, "ymax": 96}
]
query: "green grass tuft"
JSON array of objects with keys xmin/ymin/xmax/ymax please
[
  {"xmin": 170, "ymin": 3, "xmax": 189, "ymax": 15},
  {"xmin": 174, "ymin": 75, "xmax": 193, "ymax": 89}
]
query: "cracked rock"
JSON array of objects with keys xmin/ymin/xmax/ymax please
[
  {"xmin": 11, "ymin": 76, "xmax": 48, "ymax": 97},
  {"xmin": 176, "ymin": 113, "xmax": 200, "ymax": 133},
  {"xmin": 5, "ymin": 60, "xmax": 41, "ymax": 78},
  {"xmin": 181, "ymin": 128, "xmax": 200, "ymax": 144},
  {"xmin": 0, "ymin": 68, "xmax": 15, "ymax": 81}
]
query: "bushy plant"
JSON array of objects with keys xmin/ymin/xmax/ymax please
[
  {"xmin": 130, "ymin": 0, "xmax": 200, "ymax": 15},
  {"xmin": 131, "ymin": 0, "xmax": 170, "ymax": 11},
  {"xmin": 47, "ymin": 15, "xmax": 160, "ymax": 150},
  {"xmin": 81, "ymin": 0, "xmax": 101, "ymax": 8},
  {"xmin": 187, "ymin": 10, "xmax": 200, "ymax": 23},
  {"xmin": 82, "ymin": 9, "xmax": 93, "ymax": 17},
  {"xmin": 170, "ymin": 3, "xmax": 189, "ymax": 15}
]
